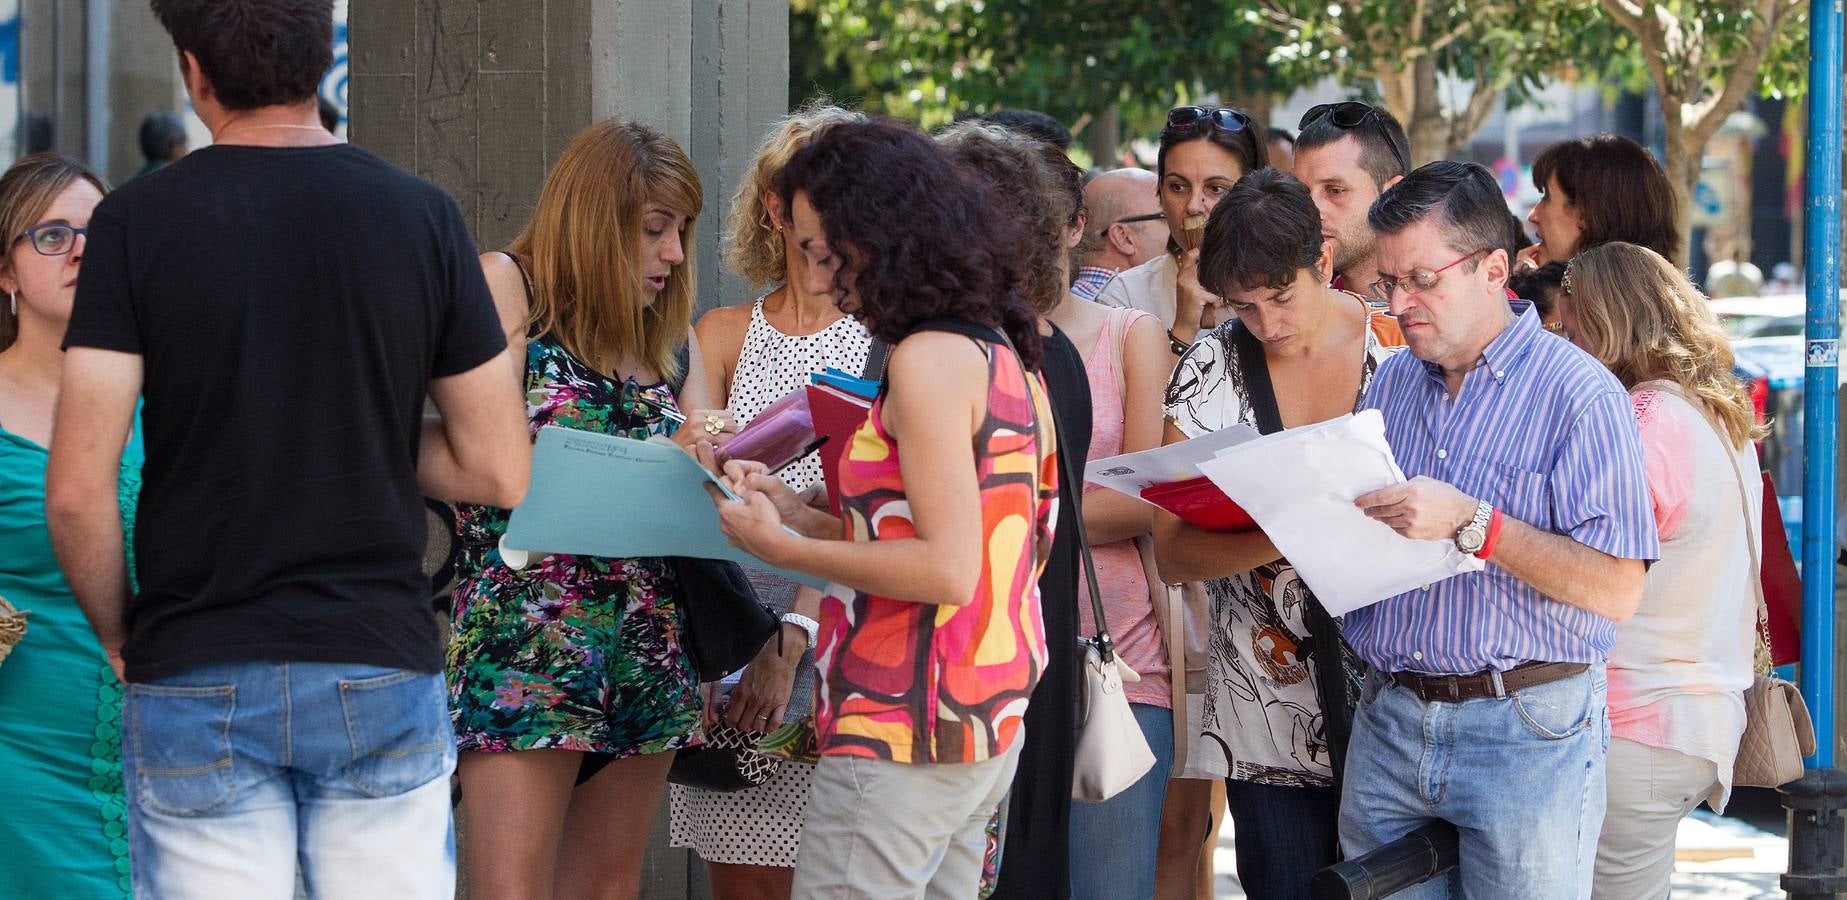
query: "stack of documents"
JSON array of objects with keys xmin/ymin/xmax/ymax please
[{"xmin": 1088, "ymin": 411, "xmax": 1483, "ymax": 614}]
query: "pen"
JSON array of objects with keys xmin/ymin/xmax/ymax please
[{"xmin": 766, "ymin": 436, "xmax": 829, "ymax": 478}]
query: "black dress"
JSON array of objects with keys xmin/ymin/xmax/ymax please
[{"xmin": 990, "ymin": 324, "xmax": 1091, "ymax": 900}]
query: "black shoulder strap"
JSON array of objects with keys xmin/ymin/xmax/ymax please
[
  {"xmin": 910, "ymin": 317, "xmax": 1006, "ymax": 346},
  {"xmin": 1227, "ymin": 321, "xmax": 1285, "ymax": 435},
  {"xmin": 500, "ymin": 251, "xmax": 543, "ymax": 340},
  {"xmin": 860, "ymin": 339, "xmax": 892, "ymax": 381}
]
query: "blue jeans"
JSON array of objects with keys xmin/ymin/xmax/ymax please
[
  {"xmin": 1339, "ymin": 665, "xmax": 1610, "ymax": 900},
  {"xmin": 123, "ymin": 661, "xmax": 456, "ymax": 899},
  {"xmin": 1068, "ymin": 702, "xmax": 1175, "ymax": 900},
  {"xmin": 1223, "ymin": 777, "xmax": 1342, "ymax": 900}
]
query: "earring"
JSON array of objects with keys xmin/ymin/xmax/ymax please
[{"xmin": 7, "ymin": 291, "xmax": 13, "ymax": 316}]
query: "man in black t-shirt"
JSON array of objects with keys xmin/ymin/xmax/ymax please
[{"xmin": 46, "ymin": 2, "xmax": 529, "ymax": 894}]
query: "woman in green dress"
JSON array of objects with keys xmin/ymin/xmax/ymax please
[{"xmin": 0, "ymin": 153, "xmax": 138, "ymax": 898}]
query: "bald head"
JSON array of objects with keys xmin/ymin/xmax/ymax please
[{"xmin": 1082, "ymin": 167, "xmax": 1168, "ymax": 270}]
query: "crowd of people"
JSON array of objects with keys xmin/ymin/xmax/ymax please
[{"xmin": 0, "ymin": 2, "xmax": 1773, "ymax": 899}]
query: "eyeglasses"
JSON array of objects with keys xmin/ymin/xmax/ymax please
[
  {"xmin": 1115, "ymin": 212, "xmax": 1166, "ymax": 226},
  {"xmin": 1165, "ymin": 106, "xmax": 1252, "ymax": 135},
  {"xmin": 1369, "ymin": 249, "xmax": 1488, "ymax": 303},
  {"xmin": 13, "ymin": 223, "xmax": 87, "ymax": 257},
  {"xmin": 1299, "ymin": 101, "xmax": 1410, "ymax": 176}
]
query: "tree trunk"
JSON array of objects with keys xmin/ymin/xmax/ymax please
[
  {"xmin": 1086, "ymin": 104, "xmax": 1122, "ymax": 168},
  {"xmin": 1662, "ymin": 116, "xmax": 1698, "ymax": 270},
  {"xmin": 1227, "ymin": 85, "xmax": 1276, "ymax": 135},
  {"xmin": 1406, "ymin": 55, "xmax": 1449, "ymax": 166}
]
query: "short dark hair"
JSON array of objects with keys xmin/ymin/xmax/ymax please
[
  {"xmin": 1295, "ymin": 102, "xmax": 1409, "ymax": 188},
  {"xmin": 150, "ymin": 0, "xmax": 333, "ymax": 111},
  {"xmin": 1198, "ymin": 167, "xmax": 1322, "ymax": 295},
  {"xmin": 1157, "ymin": 107, "xmax": 1267, "ymax": 182},
  {"xmin": 1369, "ymin": 160, "xmax": 1513, "ymax": 261},
  {"xmin": 975, "ymin": 108, "xmax": 1072, "ymax": 150},
  {"xmin": 1508, "ymin": 261, "xmax": 1567, "ymax": 318},
  {"xmin": 138, "ymin": 112, "xmax": 186, "ymax": 162},
  {"xmin": 1531, "ymin": 134, "xmax": 1680, "ymax": 261},
  {"xmin": 775, "ymin": 118, "xmax": 1042, "ymax": 367},
  {"xmin": 1267, "ymin": 127, "xmax": 1296, "ymax": 148}
]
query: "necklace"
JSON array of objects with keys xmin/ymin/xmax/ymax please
[{"xmin": 213, "ymin": 123, "xmax": 336, "ymax": 144}]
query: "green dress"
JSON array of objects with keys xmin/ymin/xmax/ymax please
[{"xmin": 0, "ymin": 421, "xmax": 141, "ymax": 898}]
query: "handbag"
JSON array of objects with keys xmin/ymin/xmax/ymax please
[
  {"xmin": 1055, "ymin": 391, "xmax": 1157, "ymax": 802},
  {"xmin": 1682, "ymin": 387, "xmax": 1817, "ymax": 788},
  {"xmin": 669, "ymin": 557, "xmax": 779, "ymax": 683},
  {"xmin": 667, "ymin": 720, "xmax": 783, "ymax": 792}
]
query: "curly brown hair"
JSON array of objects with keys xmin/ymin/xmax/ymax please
[{"xmin": 773, "ymin": 118, "xmax": 1042, "ymax": 367}]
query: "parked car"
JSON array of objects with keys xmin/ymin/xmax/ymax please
[{"xmin": 1720, "ymin": 291, "xmax": 1847, "ymax": 543}]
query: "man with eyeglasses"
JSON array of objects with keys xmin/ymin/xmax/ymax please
[
  {"xmin": 1073, "ymin": 168, "xmax": 1168, "ymax": 301},
  {"xmin": 1292, "ymin": 101, "xmax": 1410, "ymax": 298},
  {"xmin": 1341, "ymin": 161, "xmax": 1656, "ymax": 898}
]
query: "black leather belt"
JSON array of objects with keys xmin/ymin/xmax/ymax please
[{"xmin": 1385, "ymin": 661, "xmax": 1589, "ymax": 703}]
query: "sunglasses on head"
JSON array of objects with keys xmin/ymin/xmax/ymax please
[
  {"xmin": 1165, "ymin": 106, "xmax": 1252, "ymax": 135},
  {"xmin": 1299, "ymin": 101, "xmax": 1410, "ymax": 174}
]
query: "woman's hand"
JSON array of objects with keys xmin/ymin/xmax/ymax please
[
  {"xmin": 672, "ymin": 408, "xmax": 740, "ymax": 450},
  {"xmin": 1514, "ymin": 243, "xmax": 1548, "ymax": 274},
  {"xmin": 715, "ymin": 489, "xmax": 798, "ymax": 565},
  {"xmin": 1174, "ymin": 248, "xmax": 1218, "ymax": 336},
  {"xmin": 722, "ymin": 460, "xmax": 812, "ymax": 521},
  {"xmin": 721, "ymin": 626, "xmax": 803, "ymax": 732}
]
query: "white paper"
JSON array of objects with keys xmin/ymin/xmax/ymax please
[
  {"xmin": 1084, "ymin": 424, "xmax": 1263, "ymax": 497},
  {"xmin": 1193, "ymin": 410, "xmax": 1484, "ymax": 615}
]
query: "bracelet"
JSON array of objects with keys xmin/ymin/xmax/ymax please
[
  {"xmin": 1475, "ymin": 507, "xmax": 1504, "ymax": 560},
  {"xmin": 779, "ymin": 612, "xmax": 819, "ymax": 651},
  {"xmin": 1167, "ymin": 328, "xmax": 1191, "ymax": 356}
]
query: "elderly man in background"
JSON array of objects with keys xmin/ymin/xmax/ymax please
[{"xmin": 1072, "ymin": 167, "xmax": 1169, "ymax": 301}]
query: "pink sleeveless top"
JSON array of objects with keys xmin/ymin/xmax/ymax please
[{"xmin": 1078, "ymin": 305, "xmax": 1170, "ymax": 708}]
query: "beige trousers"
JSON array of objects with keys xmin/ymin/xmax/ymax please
[
  {"xmin": 793, "ymin": 740, "xmax": 1023, "ymax": 900},
  {"xmin": 1592, "ymin": 737, "xmax": 1721, "ymax": 900}
]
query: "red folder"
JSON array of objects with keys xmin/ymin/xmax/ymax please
[
  {"xmin": 805, "ymin": 384, "xmax": 873, "ymax": 516},
  {"xmin": 1139, "ymin": 476, "xmax": 1259, "ymax": 533}
]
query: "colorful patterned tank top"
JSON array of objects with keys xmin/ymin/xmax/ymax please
[{"xmin": 814, "ymin": 331, "xmax": 1058, "ymax": 765}]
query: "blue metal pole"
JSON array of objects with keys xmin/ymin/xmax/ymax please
[
  {"xmin": 1783, "ymin": 2, "xmax": 1847, "ymax": 896},
  {"xmin": 1800, "ymin": 0, "xmax": 1841, "ymax": 768}
]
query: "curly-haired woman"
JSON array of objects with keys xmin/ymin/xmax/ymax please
[{"xmin": 710, "ymin": 117, "xmax": 1056, "ymax": 899}]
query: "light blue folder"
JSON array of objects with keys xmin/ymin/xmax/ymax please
[{"xmin": 503, "ymin": 426, "xmax": 828, "ymax": 588}]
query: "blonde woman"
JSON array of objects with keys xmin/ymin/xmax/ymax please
[
  {"xmin": 672, "ymin": 102, "xmax": 872, "ymax": 900},
  {"xmin": 1557, "ymin": 242, "xmax": 1761, "ymax": 899},
  {"xmin": 448, "ymin": 120, "xmax": 723, "ymax": 899}
]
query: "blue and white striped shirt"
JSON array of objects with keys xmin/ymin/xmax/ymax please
[{"xmin": 1344, "ymin": 303, "xmax": 1659, "ymax": 674}]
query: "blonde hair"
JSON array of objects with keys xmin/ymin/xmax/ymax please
[
  {"xmin": 1566, "ymin": 242, "xmax": 1764, "ymax": 448},
  {"xmin": 0, "ymin": 153, "xmax": 108, "ymax": 352},
  {"xmin": 725, "ymin": 101, "xmax": 865, "ymax": 287},
  {"xmin": 509, "ymin": 120, "xmax": 702, "ymax": 381}
]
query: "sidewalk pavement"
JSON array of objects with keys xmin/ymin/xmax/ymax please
[{"xmin": 1213, "ymin": 810, "xmax": 1788, "ymax": 899}]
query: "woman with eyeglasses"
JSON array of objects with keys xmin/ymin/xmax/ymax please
[
  {"xmin": 1095, "ymin": 104, "xmax": 1267, "ymax": 356},
  {"xmin": 0, "ymin": 153, "xmax": 138, "ymax": 897},
  {"xmin": 1553, "ymin": 243, "xmax": 1759, "ymax": 899},
  {"xmin": 1155, "ymin": 168, "xmax": 1397, "ymax": 900},
  {"xmin": 1518, "ymin": 134, "xmax": 1680, "ymax": 272}
]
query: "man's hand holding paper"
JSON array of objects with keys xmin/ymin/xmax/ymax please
[{"xmin": 1354, "ymin": 476, "xmax": 1480, "ymax": 540}]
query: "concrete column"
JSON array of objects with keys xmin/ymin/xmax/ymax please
[
  {"xmin": 692, "ymin": 0, "xmax": 790, "ymax": 311},
  {"xmin": 352, "ymin": 0, "xmax": 788, "ymax": 315},
  {"xmin": 103, "ymin": 3, "xmax": 185, "ymax": 185},
  {"xmin": 350, "ymin": 5, "xmax": 789, "ymax": 898}
]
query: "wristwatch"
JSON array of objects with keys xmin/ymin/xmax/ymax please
[
  {"xmin": 1454, "ymin": 500, "xmax": 1493, "ymax": 556},
  {"xmin": 780, "ymin": 612, "xmax": 819, "ymax": 651}
]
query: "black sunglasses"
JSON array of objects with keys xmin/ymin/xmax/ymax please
[
  {"xmin": 1299, "ymin": 101, "xmax": 1410, "ymax": 174},
  {"xmin": 1115, "ymin": 212, "xmax": 1166, "ymax": 225},
  {"xmin": 1165, "ymin": 106, "xmax": 1252, "ymax": 135}
]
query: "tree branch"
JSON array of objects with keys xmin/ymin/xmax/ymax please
[{"xmin": 1684, "ymin": 0, "xmax": 1783, "ymax": 143}]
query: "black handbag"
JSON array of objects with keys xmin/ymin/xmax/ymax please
[
  {"xmin": 668, "ymin": 720, "xmax": 784, "ymax": 792},
  {"xmin": 669, "ymin": 557, "xmax": 779, "ymax": 683}
]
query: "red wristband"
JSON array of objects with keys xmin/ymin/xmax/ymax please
[{"xmin": 1475, "ymin": 507, "xmax": 1503, "ymax": 560}]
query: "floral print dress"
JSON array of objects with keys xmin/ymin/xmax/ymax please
[{"xmin": 448, "ymin": 333, "xmax": 702, "ymax": 756}]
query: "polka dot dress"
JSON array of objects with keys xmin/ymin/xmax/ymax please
[{"xmin": 668, "ymin": 298, "xmax": 871, "ymax": 868}]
